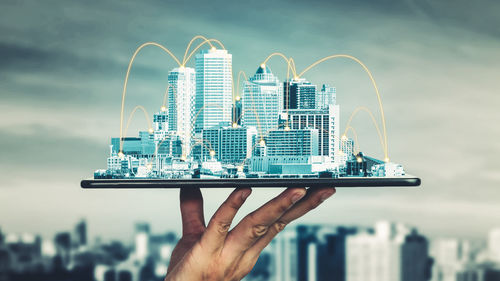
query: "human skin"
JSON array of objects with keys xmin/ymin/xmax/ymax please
[{"xmin": 164, "ymin": 186, "xmax": 336, "ymax": 281}]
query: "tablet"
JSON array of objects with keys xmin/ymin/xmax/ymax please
[{"xmin": 81, "ymin": 176, "xmax": 420, "ymax": 189}]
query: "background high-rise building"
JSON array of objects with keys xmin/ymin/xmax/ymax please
[
  {"xmin": 283, "ymin": 78, "xmax": 317, "ymax": 110},
  {"xmin": 316, "ymin": 84, "xmax": 336, "ymax": 109},
  {"xmin": 281, "ymin": 105, "xmax": 340, "ymax": 161},
  {"xmin": 488, "ymin": 228, "xmax": 500, "ymax": 263},
  {"xmin": 266, "ymin": 128, "xmax": 319, "ymax": 157},
  {"xmin": 194, "ymin": 49, "xmax": 233, "ymax": 133},
  {"xmin": 242, "ymin": 65, "xmax": 282, "ymax": 138},
  {"xmin": 167, "ymin": 67, "xmax": 195, "ymax": 157}
]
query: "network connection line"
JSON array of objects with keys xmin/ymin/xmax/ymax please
[
  {"xmin": 123, "ymin": 105, "xmax": 153, "ymax": 139},
  {"xmin": 343, "ymin": 106, "xmax": 385, "ymax": 158},
  {"xmin": 182, "ymin": 35, "xmax": 215, "ymax": 65},
  {"xmin": 297, "ymin": 54, "xmax": 389, "ymax": 161},
  {"xmin": 182, "ymin": 37, "xmax": 225, "ymax": 66},
  {"xmin": 119, "ymin": 42, "xmax": 182, "ymax": 152},
  {"xmin": 344, "ymin": 126, "xmax": 361, "ymax": 154}
]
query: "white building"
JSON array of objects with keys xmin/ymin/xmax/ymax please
[
  {"xmin": 266, "ymin": 128, "xmax": 319, "ymax": 157},
  {"xmin": 167, "ymin": 67, "xmax": 195, "ymax": 156},
  {"xmin": 194, "ymin": 48, "xmax": 232, "ymax": 133},
  {"xmin": 200, "ymin": 125, "xmax": 257, "ymax": 163},
  {"xmin": 430, "ymin": 238, "xmax": 470, "ymax": 281},
  {"xmin": 271, "ymin": 227, "xmax": 299, "ymax": 281},
  {"xmin": 339, "ymin": 136, "xmax": 355, "ymax": 165},
  {"xmin": 316, "ymin": 84, "xmax": 336, "ymax": 109},
  {"xmin": 242, "ymin": 65, "xmax": 282, "ymax": 138},
  {"xmin": 281, "ymin": 104, "xmax": 340, "ymax": 161},
  {"xmin": 346, "ymin": 221, "xmax": 434, "ymax": 281},
  {"xmin": 489, "ymin": 228, "xmax": 500, "ymax": 263}
]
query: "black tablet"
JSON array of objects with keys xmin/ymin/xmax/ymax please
[{"xmin": 81, "ymin": 176, "xmax": 420, "ymax": 189}]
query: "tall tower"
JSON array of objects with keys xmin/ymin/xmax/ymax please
[
  {"xmin": 167, "ymin": 67, "xmax": 195, "ymax": 156},
  {"xmin": 194, "ymin": 48, "xmax": 233, "ymax": 133},
  {"xmin": 242, "ymin": 65, "xmax": 282, "ymax": 138},
  {"xmin": 283, "ymin": 78, "xmax": 317, "ymax": 110}
]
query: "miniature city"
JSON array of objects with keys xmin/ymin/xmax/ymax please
[{"xmin": 93, "ymin": 46, "xmax": 405, "ymax": 180}]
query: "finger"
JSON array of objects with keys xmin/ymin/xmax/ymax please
[
  {"xmin": 243, "ymin": 187, "xmax": 335, "ymax": 261},
  {"xmin": 201, "ymin": 188, "xmax": 252, "ymax": 252},
  {"xmin": 222, "ymin": 187, "xmax": 306, "ymax": 259},
  {"xmin": 180, "ymin": 187, "xmax": 206, "ymax": 237}
]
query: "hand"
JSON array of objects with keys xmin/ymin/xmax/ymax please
[{"xmin": 165, "ymin": 186, "xmax": 336, "ymax": 281}]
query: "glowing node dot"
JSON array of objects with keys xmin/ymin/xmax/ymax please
[
  {"xmin": 179, "ymin": 65, "xmax": 185, "ymax": 70},
  {"xmin": 284, "ymin": 126, "xmax": 290, "ymax": 131},
  {"xmin": 161, "ymin": 106, "xmax": 167, "ymax": 112},
  {"xmin": 232, "ymin": 122, "xmax": 238, "ymax": 128},
  {"xmin": 148, "ymin": 128, "xmax": 154, "ymax": 134},
  {"xmin": 209, "ymin": 150, "xmax": 216, "ymax": 157},
  {"xmin": 210, "ymin": 46, "xmax": 216, "ymax": 51},
  {"xmin": 147, "ymin": 163, "xmax": 153, "ymax": 169},
  {"xmin": 259, "ymin": 139, "xmax": 265, "ymax": 146},
  {"xmin": 237, "ymin": 166, "xmax": 243, "ymax": 172},
  {"xmin": 293, "ymin": 76, "xmax": 299, "ymax": 80},
  {"xmin": 118, "ymin": 151, "xmax": 124, "ymax": 158},
  {"xmin": 260, "ymin": 63, "xmax": 266, "ymax": 68},
  {"xmin": 181, "ymin": 155, "xmax": 186, "ymax": 161},
  {"xmin": 341, "ymin": 135, "xmax": 347, "ymax": 141},
  {"xmin": 356, "ymin": 157, "xmax": 363, "ymax": 163},
  {"xmin": 384, "ymin": 157, "xmax": 390, "ymax": 163},
  {"xmin": 235, "ymin": 96, "xmax": 241, "ymax": 101}
]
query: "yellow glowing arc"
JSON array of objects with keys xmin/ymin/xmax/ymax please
[
  {"xmin": 182, "ymin": 35, "xmax": 215, "ymax": 66},
  {"xmin": 119, "ymin": 42, "xmax": 182, "ymax": 151},
  {"xmin": 123, "ymin": 105, "xmax": 153, "ymax": 139},
  {"xmin": 343, "ymin": 106, "xmax": 385, "ymax": 157},
  {"xmin": 297, "ymin": 54, "xmax": 388, "ymax": 159},
  {"xmin": 183, "ymin": 38, "xmax": 226, "ymax": 66},
  {"xmin": 344, "ymin": 126, "xmax": 361, "ymax": 154}
]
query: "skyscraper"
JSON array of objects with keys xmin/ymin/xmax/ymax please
[
  {"xmin": 316, "ymin": 84, "xmax": 336, "ymax": 109},
  {"xmin": 167, "ymin": 67, "xmax": 195, "ymax": 156},
  {"xmin": 283, "ymin": 78, "xmax": 317, "ymax": 110},
  {"xmin": 281, "ymin": 104, "xmax": 340, "ymax": 161},
  {"xmin": 242, "ymin": 65, "xmax": 282, "ymax": 138},
  {"xmin": 194, "ymin": 49, "xmax": 232, "ymax": 133},
  {"xmin": 489, "ymin": 228, "xmax": 500, "ymax": 263}
]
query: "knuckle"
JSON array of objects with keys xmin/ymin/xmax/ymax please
[
  {"xmin": 211, "ymin": 219, "xmax": 231, "ymax": 234},
  {"xmin": 251, "ymin": 224, "xmax": 269, "ymax": 238},
  {"xmin": 272, "ymin": 221, "xmax": 287, "ymax": 233}
]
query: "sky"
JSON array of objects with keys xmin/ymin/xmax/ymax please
[{"xmin": 0, "ymin": 0, "xmax": 499, "ymax": 243}]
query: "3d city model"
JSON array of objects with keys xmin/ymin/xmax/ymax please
[{"xmin": 92, "ymin": 36, "xmax": 406, "ymax": 180}]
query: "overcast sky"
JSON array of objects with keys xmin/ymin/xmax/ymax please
[{"xmin": 0, "ymin": 0, "xmax": 499, "ymax": 242}]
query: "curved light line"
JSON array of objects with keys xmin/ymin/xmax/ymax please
[
  {"xmin": 343, "ymin": 106, "xmax": 385, "ymax": 157},
  {"xmin": 297, "ymin": 54, "xmax": 388, "ymax": 160},
  {"xmin": 123, "ymin": 105, "xmax": 153, "ymax": 139},
  {"xmin": 344, "ymin": 126, "xmax": 361, "ymax": 154},
  {"xmin": 119, "ymin": 42, "xmax": 182, "ymax": 151},
  {"xmin": 182, "ymin": 35, "xmax": 215, "ymax": 66},
  {"xmin": 183, "ymin": 38, "xmax": 226, "ymax": 66}
]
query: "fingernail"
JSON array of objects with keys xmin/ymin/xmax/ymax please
[
  {"xmin": 291, "ymin": 191, "xmax": 305, "ymax": 204},
  {"xmin": 241, "ymin": 189, "xmax": 251, "ymax": 201},
  {"xmin": 320, "ymin": 190, "xmax": 335, "ymax": 202}
]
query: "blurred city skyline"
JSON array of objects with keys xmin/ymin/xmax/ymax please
[{"xmin": 0, "ymin": 0, "xmax": 499, "ymax": 242}]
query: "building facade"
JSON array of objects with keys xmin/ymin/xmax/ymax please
[
  {"xmin": 242, "ymin": 65, "xmax": 282, "ymax": 138},
  {"xmin": 167, "ymin": 67, "xmax": 195, "ymax": 156},
  {"xmin": 283, "ymin": 78, "xmax": 317, "ymax": 110},
  {"xmin": 194, "ymin": 49, "xmax": 233, "ymax": 133},
  {"xmin": 266, "ymin": 128, "xmax": 319, "ymax": 157},
  {"xmin": 281, "ymin": 104, "xmax": 340, "ymax": 161}
]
